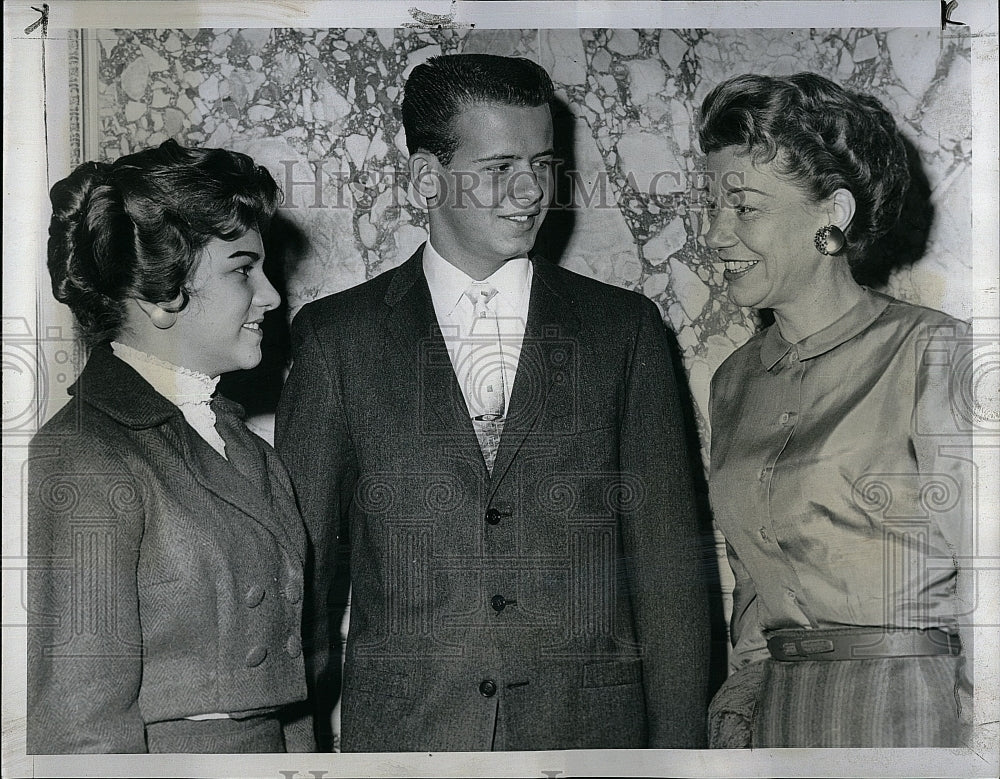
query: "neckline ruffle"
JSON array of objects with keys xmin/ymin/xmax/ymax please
[{"xmin": 110, "ymin": 341, "xmax": 219, "ymax": 406}]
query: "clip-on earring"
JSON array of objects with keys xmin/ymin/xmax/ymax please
[
  {"xmin": 150, "ymin": 307, "xmax": 177, "ymax": 329},
  {"xmin": 814, "ymin": 225, "xmax": 846, "ymax": 256}
]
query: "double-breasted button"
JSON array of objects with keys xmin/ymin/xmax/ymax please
[
  {"xmin": 479, "ymin": 679, "xmax": 498, "ymax": 697},
  {"xmin": 491, "ymin": 594, "xmax": 507, "ymax": 612},
  {"xmin": 244, "ymin": 585, "xmax": 265, "ymax": 608},
  {"xmin": 245, "ymin": 646, "xmax": 268, "ymax": 667},
  {"xmin": 285, "ymin": 634, "xmax": 302, "ymax": 658},
  {"xmin": 485, "ymin": 508, "xmax": 502, "ymax": 525}
]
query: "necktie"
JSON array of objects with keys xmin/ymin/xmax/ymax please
[{"xmin": 463, "ymin": 284, "xmax": 506, "ymax": 472}]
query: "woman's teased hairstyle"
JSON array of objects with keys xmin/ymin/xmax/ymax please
[
  {"xmin": 47, "ymin": 139, "xmax": 281, "ymax": 346},
  {"xmin": 698, "ymin": 72, "xmax": 910, "ymax": 269},
  {"xmin": 401, "ymin": 53, "xmax": 554, "ymax": 165}
]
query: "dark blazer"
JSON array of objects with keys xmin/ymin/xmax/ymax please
[
  {"xmin": 27, "ymin": 346, "xmax": 310, "ymax": 753},
  {"xmin": 276, "ymin": 247, "xmax": 709, "ymax": 751}
]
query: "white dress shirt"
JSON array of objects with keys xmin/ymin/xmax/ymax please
[{"xmin": 422, "ymin": 241, "xmax": 532, "ymax": 418}]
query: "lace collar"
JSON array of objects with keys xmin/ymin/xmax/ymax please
[{"xmin": 110, "ymin": 341, "xmax": 219, "ymax": 407}]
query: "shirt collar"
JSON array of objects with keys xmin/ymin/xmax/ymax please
[
  {"xmin": 759, "ymin": 287, "xmax": 891, "ymax": 370},
  {"xmin": 422, "ymin": 240, "xmax": 531, "ymax": 319}
]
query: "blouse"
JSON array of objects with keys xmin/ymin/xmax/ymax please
[{"xmin": 709, "ymin": 289, "xmax": 974, "ymax": 670}]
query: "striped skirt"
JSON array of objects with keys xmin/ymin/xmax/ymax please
[{"xmin": 708, "ymin": 654, "xmax": 972, "ymax": 748}]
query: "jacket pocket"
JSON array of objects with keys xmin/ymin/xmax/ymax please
[{"xmin": 581, "ymin": 658, "xmax": 643, "ymax": 688}]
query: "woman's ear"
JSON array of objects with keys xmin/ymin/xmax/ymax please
[
  {"xmin": 135, "ymin": 294, "xmax": 184, "ymax": 330},
  {"xmin": 407, "ymin": 152, "xmax": 442, "ymax": 209},
  {"xmin": 830, "ymin": 188, "xmax": 857, "ymax": 232}
]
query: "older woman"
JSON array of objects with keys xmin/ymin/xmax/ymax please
[
  {"xmin": 28, "ymin": 140, "xmax": 312, "ymax": 753},
  {"xmin": 700, "ymin": 73, "xmax": 973, "ymax": 747}
]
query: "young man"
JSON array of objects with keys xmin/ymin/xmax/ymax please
[{"xmin": 276, "ymin": 54, "xmax": 709, "ymax": 751}]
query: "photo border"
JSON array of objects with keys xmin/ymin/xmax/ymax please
[{"xmin": 3, "ymin": 2, "xmax": 997, "ymax": 777}]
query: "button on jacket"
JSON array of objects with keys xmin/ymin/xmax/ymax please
[
  {"xmin": 27, "ymin": 346, "xmax": 310, "ymax": 753},
  {"xmin": 709, "ymin": 289, "xmax": 973, "ymax": 670},
  {"xmin": 276, "ymin": 247, "xmax": 710, "ymax": 751}
]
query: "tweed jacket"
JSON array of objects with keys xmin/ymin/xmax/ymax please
[
  {"xmin": 276, "ymin": 248, "xmax": 710, "ymax": 751},
  {"xmin": 27, "ymin": 346, "xmax": 309, "ymax": 753}
]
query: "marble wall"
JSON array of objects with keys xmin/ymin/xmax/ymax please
[{"xmin": 77, "ymin": 26, "xmax": 972, "ymax": 740}]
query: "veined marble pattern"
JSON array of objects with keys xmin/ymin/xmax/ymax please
[{"xmin": 91, "ymin": 26, "xmax": 972, "ymax": 464}]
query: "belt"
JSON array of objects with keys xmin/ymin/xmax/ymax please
[{"xmin": 766, "ymin": 627, "xmax": 962, "ymax": 662}]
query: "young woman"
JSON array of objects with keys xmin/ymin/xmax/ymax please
[
  {"xmin": 28, "ymin": 140, "xmax": 312, "ymax": 753},
  {"xmin": 701, "ymin": 73, "xmax": 973, "ymax": 747}
]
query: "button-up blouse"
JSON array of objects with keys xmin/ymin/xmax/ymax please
[{"xmin": 709, "ymin": 289, "xmax": 973, "ymax": 670}]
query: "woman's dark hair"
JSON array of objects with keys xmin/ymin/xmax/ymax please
[
  {"xmin": 698, "ymin": 72, "xmax": 910, "ymax": 270},
  {"xmin": 47, "ymin": 139, "xmax": 281, "ymax": 346},
  {"xmin": 401, "ymin": 53, "xmax": 554, "ymax": 165}
]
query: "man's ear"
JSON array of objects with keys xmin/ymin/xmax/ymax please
[
  {"xmin": 135, "ymin": 294, "xmax": 185, "ymax": 330},
  {"xmin": 828, "ymin": 188, "xmax": 857, "ymax": 232},
  {"xmin": 408, "ymin": 152, "xmax": 443, "ymax": 208}
]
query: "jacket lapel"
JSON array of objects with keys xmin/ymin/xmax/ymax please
[
  {"xmin": 73, "ymin": 346, "xmax": 302, "ymax": 559},
  {"xmin": 261, "ymin": 445, "xmax": 307, "ymax": 558},
  {"xmin": 381, "ymin": 250, "xmax": 582, "ymax": 483},
  {"xmin": 382, "ymin": 246, "xmax": 484, "ymax": 460},
  {"xmin": 489, "ymin": 259, "xmax": 581, "ymax": 494},
  {"xmin": 181, "ymin": 420, "xmax": 302, "ymax": 559}
]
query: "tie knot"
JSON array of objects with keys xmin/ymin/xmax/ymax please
[{"xmin": 465, "ymin": 284, "xmax": 499, "ymax": 311}]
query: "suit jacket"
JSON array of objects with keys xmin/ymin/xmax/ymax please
[
  {"xmin": 27, "ymin": 346, "xmax": 310, "ymax": 753},
  {"xmin": 276, "ymin": 247, "xmax": 709, "ymax": 751}
]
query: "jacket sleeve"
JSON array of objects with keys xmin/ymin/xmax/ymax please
[
  {"xmin": 27, "ymin": 434, "xmax": 147, "ymax": 753},
  {"xmin": 275, "ymin": 305, "xmax": 358, "ymax": 749},
  {"xmin": 619, "ymin": 298, "xmax": 711, "ymax": 747}
]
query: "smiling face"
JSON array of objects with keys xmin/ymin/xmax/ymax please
[
  {"xmin": 169, "ymin": 229, "xmax": 280, "ymax": 377},
  {"xmin": 704, "ymin": 146, "xmax": 832, "ymax": 315},
  {"xmin": 420, "ymin": 101, "xmax": 554, "ymax": 279}
]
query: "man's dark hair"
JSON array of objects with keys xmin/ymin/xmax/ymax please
[{"xmin": 401, "ymin": 53, "xmax": 554, "ymax": 166}]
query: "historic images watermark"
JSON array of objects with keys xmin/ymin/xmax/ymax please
[{"xmin": 275, "ymin": 162, "xmax": 747, "ymax": 212}]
